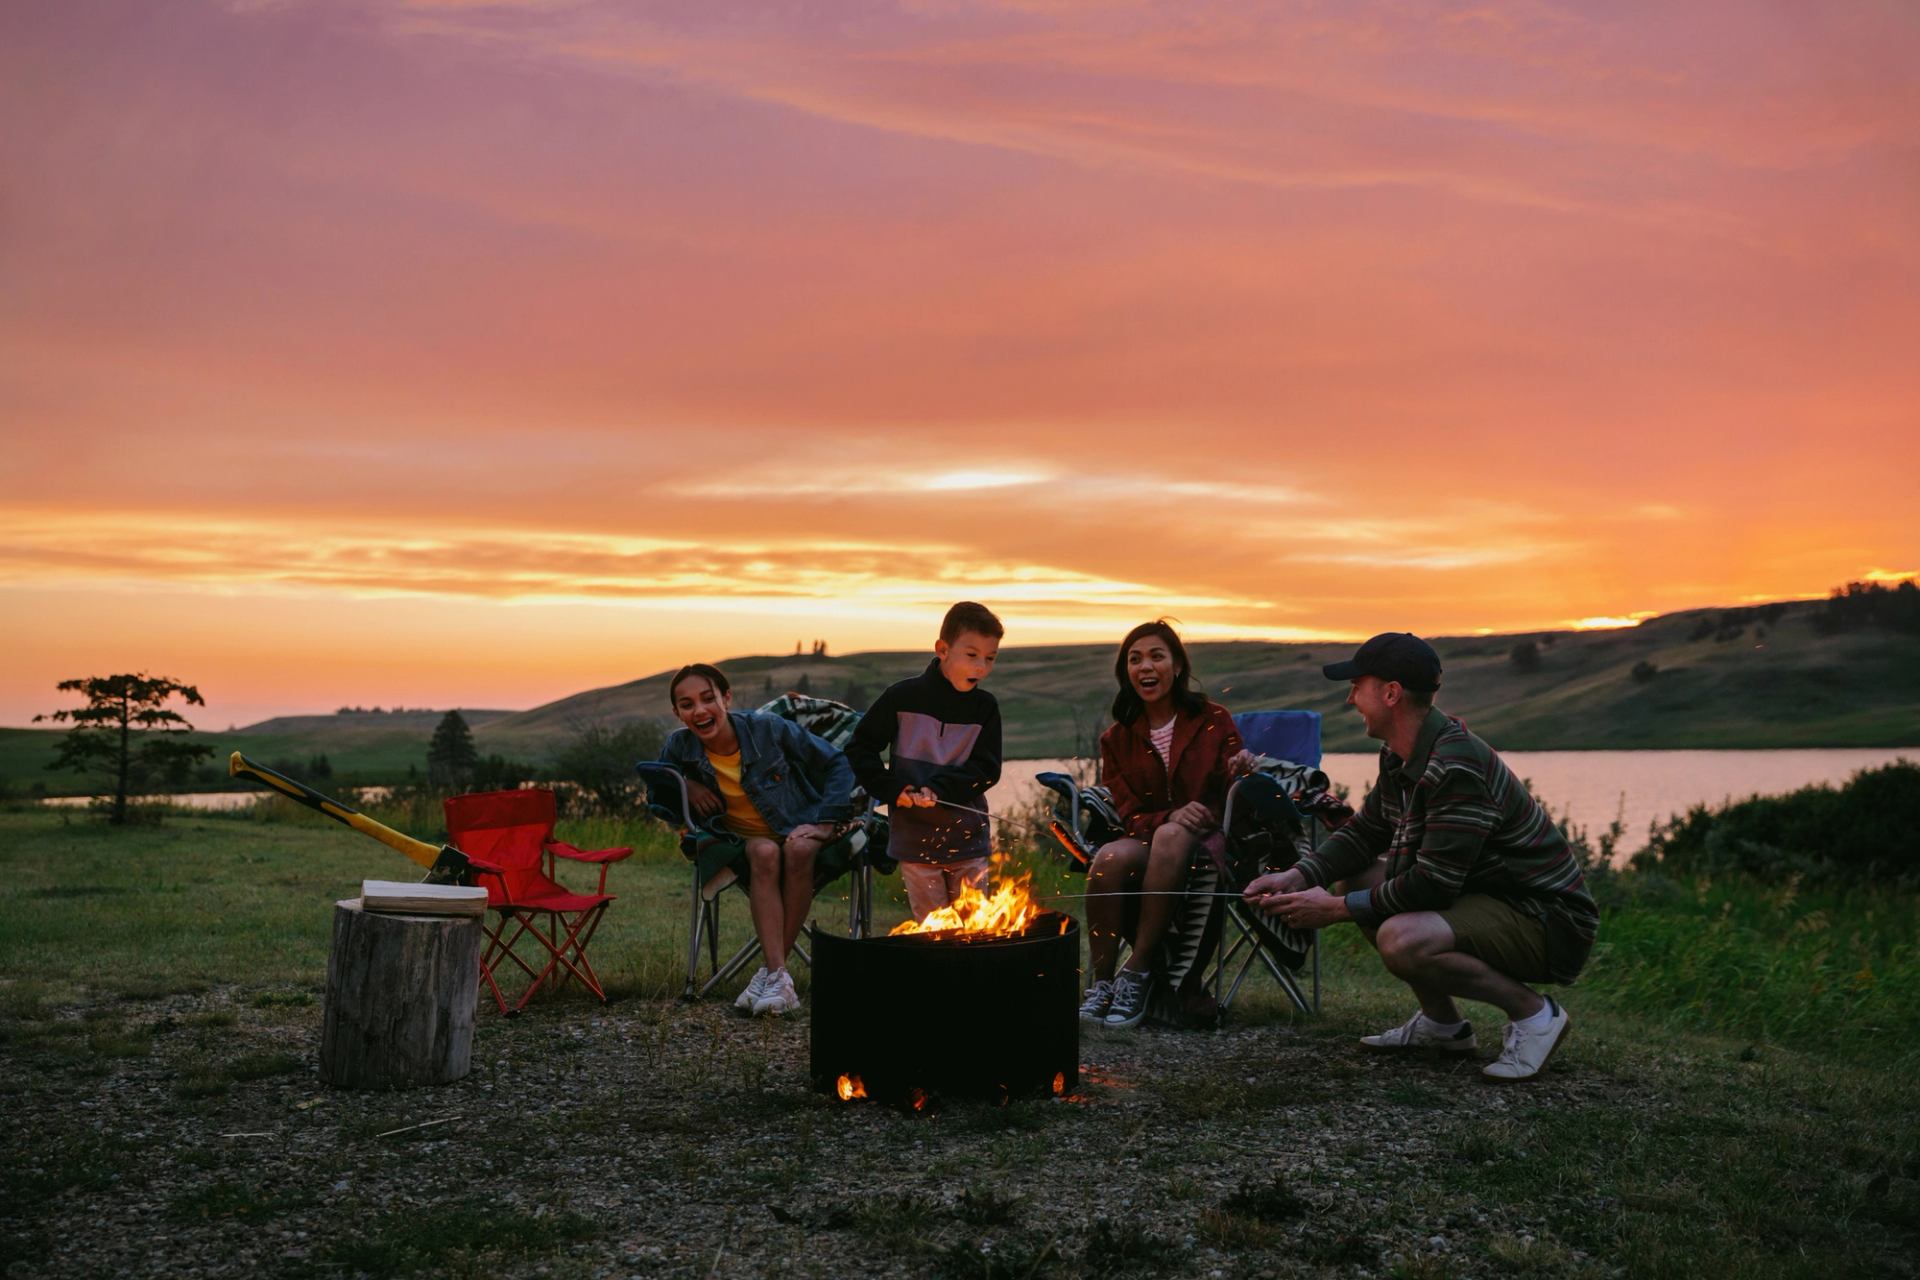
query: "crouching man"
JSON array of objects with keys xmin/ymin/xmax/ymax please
[{"xmin": 1245, "ymin": 633, "xmax": 1598, "ymax": 1081}]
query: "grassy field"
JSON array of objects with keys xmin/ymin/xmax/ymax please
[{"xmin": 1, "ymin": 804, "xmax": 1916, "ymax": 1278}]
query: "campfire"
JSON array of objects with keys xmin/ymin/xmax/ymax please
[
  {"xmin": 887, "ymin": 854, "xmax": 1044, "ymax": 939},
  {"xmin": 812, "ymin": 855, "xmax": 1079, "ymax": 1106}
]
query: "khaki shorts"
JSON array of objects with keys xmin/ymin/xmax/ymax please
[{"xmin": 1439, "ymin": 894, "xmax": 1551, "ymax": 985}]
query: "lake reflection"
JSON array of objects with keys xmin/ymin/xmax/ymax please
[{"xmin": 993, "ymin": 747, "xmax": 1917, "ymax": 858}]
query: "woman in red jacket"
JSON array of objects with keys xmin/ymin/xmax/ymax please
[{"xmin": 1081, "ymin": 620, "xmax": 1247, "ymax": 1029}]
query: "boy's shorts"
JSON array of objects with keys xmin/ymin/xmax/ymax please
[
  {"xmin": 1438, "ymin": 894, "xmax": 1551, "ymax": 984},
  {"xmin": 900, "ymin": 857, "xmax": 990, "ymax": 921}
]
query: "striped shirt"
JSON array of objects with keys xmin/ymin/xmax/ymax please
[{"xmin": 1293, "ymin": 707, "xmax": 1598, "ymax": 983}]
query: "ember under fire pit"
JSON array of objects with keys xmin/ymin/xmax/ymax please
[{"xmin": 810, "ymin": 911, "xmax": 1080, "ymax": 1105}]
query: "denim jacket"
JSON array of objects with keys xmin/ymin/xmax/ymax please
[{"xmin": 658, "ymin": 711, "xmax": 855, "ymax": 836}]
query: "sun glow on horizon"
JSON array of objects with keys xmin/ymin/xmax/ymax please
[{"xmin": 1, "ymin": 0, "xmax": 1915, "ymax": 726}]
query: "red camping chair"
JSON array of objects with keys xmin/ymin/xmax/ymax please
[{"xmin": 444, "ymin": 789, "xmax": 633, "ymax": 1015}]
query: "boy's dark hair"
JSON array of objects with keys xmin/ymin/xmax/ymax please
[
  {"xmin": 1110, "ymin": 619, "xmax": 1207, "ymax": 726},
  {"xmin": 940, "ymin": 601, "xmax": 1004, "ymax": 644},
  {"xmin": 667, "ymin": 662, "xmax": 731, "ymax": 707}
]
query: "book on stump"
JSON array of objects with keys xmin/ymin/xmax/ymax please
[{"xmin": 361, "ymin": 879, "xmax": 488, "ymax": 917}]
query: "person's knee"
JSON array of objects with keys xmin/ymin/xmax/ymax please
[
  {"xmin": 1375, "ymin": 917, "xmax": 1443, "ymax": 974},
  {"xmin": 1148, "ymin": 823, "xmax": 1192, "ymax": 859},
  {"xmin": 782, "ymin": 832, "xmax": 821, "ymax": 861},
  {"xmin": 746, "ymin": 839, "xmax": 780, "ymax": 872},
  {"xmin": 1091, "ymin": 841, "xmax": 1144, "ymax": 877}
]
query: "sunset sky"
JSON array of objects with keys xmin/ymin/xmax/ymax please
[{"xmin": 3, "ymin": 0, "xmax": 1916, "ymax": 727}]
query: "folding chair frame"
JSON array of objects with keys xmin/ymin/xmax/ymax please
[
  {"xmin": 473, "ymin": 890, "xmax": 613, "ymax": 1016},
  {"xmin": 1215, "ymin": 779, "xmax": 1320, "ymax": 1015},
  {"xmin": 448, "ymin": 791, "xmax": 633, "ymax": 1017},
  {"xmin": 641, "ymin": 763, "xmax": 875, "ymax": 1002}
]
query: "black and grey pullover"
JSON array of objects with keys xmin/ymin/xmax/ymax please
[{"xmin": 846, "ymin": 659, "xmax": 1003, "ymax": 866}]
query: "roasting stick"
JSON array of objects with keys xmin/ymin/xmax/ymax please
[
  {"xmin": 921, "ymin": 797, "xmax": 1052, "ymax": 835},
  {"xmin": 1039, "ymin": 890, "xmax": 1253, "ymax": 902}
]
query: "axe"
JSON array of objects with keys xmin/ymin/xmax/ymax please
[{"xmin": 227, "ymin": 752, "xmax": 472, "ymax": 883}]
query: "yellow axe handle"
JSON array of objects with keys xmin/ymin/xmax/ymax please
[{"xmin": 228, "ymin": 751, "xmax": 443, "ymax": 870}]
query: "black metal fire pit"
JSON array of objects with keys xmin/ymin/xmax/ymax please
[{"xmin": 810, "ymin": 911, "xmax": 1080, "ymax": 1104}]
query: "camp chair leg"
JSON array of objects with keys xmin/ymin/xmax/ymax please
[
  {"xmin": 698, "ymin": 938, "xmax": 764, "ymax": 999},
  {"xmin": 503, "ymin": 905, "xmax": 612, "ymax": 1013},
  {"xmin": 705, "ymin": 900, "xmax": 721, "ymax": 975},
  {"xmin": 1311, "ymin": 932, "xmax": 1321, "ymax": 1013},
  {"xmin": 478, "ymin": 939, "xmax": 512, "ymax": 1017},
  {"xmin": 1211, "ymin": 908, "xmax": 1314, "ymax": 1016},
  {"xmin": 542, "ymin": 905, "xmax": 611, "ymax": 1003},
  {"xmin": 847, "ymin": 863, "xmax": 872, "ymax": 939},
  {"xmin": 683, "ymin": 865, "xmax": 707, "ymax": 1000}
]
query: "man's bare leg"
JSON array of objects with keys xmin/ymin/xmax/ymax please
[{"xmin": 1374, "ymin": 913, "xmax": 1546, "ymax": 1022}]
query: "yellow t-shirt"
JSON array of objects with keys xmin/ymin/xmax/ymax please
[{"xmin": 705, "ymin": 749, "xmax": 775, "ymax": 839}]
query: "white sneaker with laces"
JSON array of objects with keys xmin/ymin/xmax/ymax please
[
  {"xmin": 1482, "ymin": 999, "xmax": 1569, "ymax": 1082},
  {"xmin": 754, "ymin": 968, "xmax": 800, "ymax": 1016},
  {"xmin": 1359, "ymin": 1010, "xmax": 1478, "ymax": 1054},
  {"xmin": 735, "ymin": 966, "xmax": 771, "ymax": 1011}
]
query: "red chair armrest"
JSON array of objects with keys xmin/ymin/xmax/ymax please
[
  {"xmin": 547, "ymin": 840, "xmax": 633, "ymax": 864},
  {"xmin": 464, "ymin": 853, "xmax": 508, "ymax": 875}
]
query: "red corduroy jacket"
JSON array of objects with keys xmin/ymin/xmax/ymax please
[{"xmin": 1098, "ymin": 700, "xmax": 1244, "ymax": 839}]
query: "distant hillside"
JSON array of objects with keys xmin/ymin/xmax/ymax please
[
  {"xmin": 4, "ymin": 596, "xmax": 1913, "ymax": 795},
  {"xmin": 238, "ymin": 709, "xmax": 516, "ymax": 735},
  {"xmin": 480, "ymin": 596, "xmax": 1920, "ymax": 756}
]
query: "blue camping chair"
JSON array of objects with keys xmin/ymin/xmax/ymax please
[
  {"xmin": 636, "ymin": 695, "xmax": 887, "ymax": 1001},
  {"xmin": 1036, "ymin": 708, "xmax": 1331, "ymax": 1017},
  {"xmin": 1217, "ymin": 710, "xmax": 1327, "ymax": 1014}
]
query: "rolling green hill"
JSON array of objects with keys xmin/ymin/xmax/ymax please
[{"xmin": 5, "ymin": 598, "xmax": 1914, "ymax": 796}]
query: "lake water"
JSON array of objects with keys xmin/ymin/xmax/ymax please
[
  {"xmin": 991, "ymin": 748, "xmax": 1918, "ymax": 858},
  {"xmin": 42, "ymin": 747, "xmax": 1916, "ymax": 858}
]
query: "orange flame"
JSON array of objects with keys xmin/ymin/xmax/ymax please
[
  {"xmin": 888, "ymin": 853, "xmax": 1042, "ymax": 938},
  {"xmin": 836, "ymin": 1074, "xmax": 867, "ymax": 1101}
]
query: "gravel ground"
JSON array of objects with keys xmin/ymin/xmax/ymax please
[{"xmin": 1, "ymin": 981, "xmax": 1637, "ymax": 1279}]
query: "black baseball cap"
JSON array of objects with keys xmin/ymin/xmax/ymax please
[{"xmin": 1323, "ymin": 632, "xmax": 1442, "ymax": 693}]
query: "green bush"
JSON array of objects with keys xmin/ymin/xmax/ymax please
[{"xmin": 1644, "ymin": 760, "xmax": 1920, "ymax": 884}]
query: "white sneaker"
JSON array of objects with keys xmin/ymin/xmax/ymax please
[
  {"xmin": 753, "ymin": 968, "xmax": 800, "ymax": 1016},
  {"xmin": 735, "ymin": 967, "xmax": 772, "ymax": 1012},
  {"xmin": 1482, "ymin": 999, "xmax": 1569, "ymax": 1082},
  {"xmin": 1359, "ymin": 1010, "xmax": 1478, "ymax": 1054}
]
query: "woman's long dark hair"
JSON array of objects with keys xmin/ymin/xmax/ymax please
[{"xmin": 1110, "ymin": 620, "xmax": 1206, "ymax": 725}]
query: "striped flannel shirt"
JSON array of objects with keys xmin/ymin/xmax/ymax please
[{"xmin": 1293, "ymin": 707, "xmax": 1598, "ymax": 983}]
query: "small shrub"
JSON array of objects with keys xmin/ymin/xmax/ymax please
[
  {"xmin": 1509, "ymin": 640, "xmax": 1542, "ymax": 672},
  {"xmin": 1646, "ymin": 761, "xmax": 1920, "ymax": 884},
  {"xmin": 1631, "ymin": 660, "xmax": 1659, "ymax": 683}
]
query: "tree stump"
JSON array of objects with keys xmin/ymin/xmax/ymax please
[{"xmin": 320, "ymin": 898, "xmax": 482, "ymax": 1089}]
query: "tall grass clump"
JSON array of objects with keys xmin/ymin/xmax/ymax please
[{"xmin": 1577, "ymin": 873, "xmax": 1920, "ymax": 1065}]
